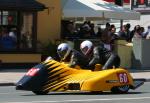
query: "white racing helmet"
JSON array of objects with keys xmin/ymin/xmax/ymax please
[
  {"xmin": 57, "ymin": 43, "xmax": 71, "ymax": 59},
  {"xmin": 80, "ymin": 40, "xmax": 93, "ymax": 56}
]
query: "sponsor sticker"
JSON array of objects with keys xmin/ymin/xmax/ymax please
[{"xmin": 26, "ymin": 68, "xmax": 40, "ymax": 76}]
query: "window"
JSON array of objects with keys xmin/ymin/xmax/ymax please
[
  {"xmin": 0, "ymin": 11, "xmax": 17, "ymax": 25},
  {"xmin": 20, "ymin": 13, "xmax": 33, "ymax": 50},
  {"xmin": 0, "ymin": 11, "xmax": 18, "ymax": 51},
  {"xmin": 0, "ymin": 11, "xmax": 37, "ymax": 52}
]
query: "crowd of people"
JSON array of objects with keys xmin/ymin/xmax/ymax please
[
  {"xmin": 57, "ymin": 21, "xmax": 150, "ymax": 70},
  {"xmin": 64, "ymin": 21, "xmax": 150, "ymax": 51}
]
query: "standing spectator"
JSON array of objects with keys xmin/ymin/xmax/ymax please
[
  {"xmin": 118, "ymin": 24, "xmax": 131, "ymax": 42},
  {"xmin": 101, "ymin": 29, "xmax": 112, "ymax": 51},
  {"xmin": 78, "ymin": 21, "xmax": 91, "ymax": 39},
  {"xmin": 110, "ymin": 27, "xmax": 119, "ymax": 41},
  {"xmin": 126, "ymin": 23, "xmax": 132, "ymax": 42},
  {"xmin": 145, "ymin": 26, "xmax": 150, "ymax": 39},
  {"xmin": 105, "ymin": 22, "xmax": 111, "ymax": 31},
  {"xmin": 101, "ymin": 22, "xmax": 111, "ymax": 43},
  {"xmin": 140, "ymin": 27, "xmax": 146, "ymax": 38},
  {"xmin": 143, "ymin": 26, "xmax": 150, "ymax": 38},
  {"xmin": 89, "ymin": 23, "xmax": 96, "ymax": 37},
  {"xmin": 96, "ymin": 26, "xmax": 102, "ymax": 38},
  {"xmin": 130, "ymin": 25, "xmax": 141, "ymax": 40},
  {"xmin": 100, "ymin": 23, "xmax": 114, "ymax": 51},
  {"xmin": 66, "ymin": 22, "xmax": 78, "ymax": 38},
  {"xmin": 133, "ymin": 25, "xmax": 142, "ymax": 39},
  {"xmin": 110, "ymin": 27, "xmax": 119, "ymax": 50}
]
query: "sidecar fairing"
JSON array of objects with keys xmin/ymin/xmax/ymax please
[{"xmin": 16, "ymin": 60, "xmax": 144, "ymax": 95}]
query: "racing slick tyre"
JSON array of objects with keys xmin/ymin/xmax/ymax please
[
  {"xmin": 111, "ymin": 85, "xmax": 130, "ymax": 94},
  {"xmin": 32, "ymin": 91, "xmax": 49, "ymax": 95}
]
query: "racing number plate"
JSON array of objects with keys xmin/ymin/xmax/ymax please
[{"xmin": 117, "ymin": 73, "xmax": 129, "ymax": 83}]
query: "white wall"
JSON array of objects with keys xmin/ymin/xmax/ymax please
[{"xmin": 129, "ymin": 14, "xmax": 150, "ymax": 31}]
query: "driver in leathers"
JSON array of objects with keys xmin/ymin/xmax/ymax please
[
  {"xmin": 80, "ymin": 40, "xmax": 120, "ymax": 70},
  {"xmin": 57, "ymin": 43, "xmax": 88, "ymax": 68}
]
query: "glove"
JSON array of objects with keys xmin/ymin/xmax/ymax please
[{"xmin": 45, "ymin": 56, "xmax": 53, "ymax": 62}]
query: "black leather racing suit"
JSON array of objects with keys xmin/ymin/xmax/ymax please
[
  {"xmin": 88, "ymin": 46, "xmax": 120, "ymax": 70},
  {"xmin": 62, "ymin": 49, "xmax": 88, "ymax": 69}
]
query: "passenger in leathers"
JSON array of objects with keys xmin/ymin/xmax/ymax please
[
  {"xmin": 57, "ymin": 43, "xmax": 88, "ymax": 68},
  {"xmin": 80, "ymin": 40, "xmax": 120, "ymax": 70}
]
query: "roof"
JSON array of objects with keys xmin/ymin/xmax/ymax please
[
  {"xmin": 0, "ymin": 0, "xmax": 46, "ymax": 11},
  {"xmin": 62, "ymin": 0, "xmax": 140, "ymax": 20}
]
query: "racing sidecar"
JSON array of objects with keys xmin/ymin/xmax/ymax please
[{"xmin": 16, "ymin": 60, "xmax": 144, "ymax": 95}]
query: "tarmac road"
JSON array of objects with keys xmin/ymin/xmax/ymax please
[
  {"xmin": 0, "ymin": 82, "xmax": 150, "ymax": 103},
  {"xmin": 0, "ymin": 68, "xmax": 150, "ymax": 103}
]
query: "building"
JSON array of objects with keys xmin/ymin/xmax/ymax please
[
  {"xmin": 130, "ymin": 0, "xmax": 150, "ymax": 30},
  {"xmin": 104, "ymin": 0, "xmax": 130, "ymax": 4},
  {"xmin": 0, "ymin": 0, "xmax": 149, "ymax": 69},
  {"xmin": 0, "ymin": 0, "xmax": 61, "ymax": 65}
]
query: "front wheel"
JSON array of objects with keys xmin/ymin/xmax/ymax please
[
  {"xmin": 111, "ymin": 85, "xmax": 130, "ymax": 94},
  {"xmin": 32, "ymin": 91, "xmax": 49, "ymax": 95}
]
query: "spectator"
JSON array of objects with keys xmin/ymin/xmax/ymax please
[
  {"xmin": 101, "ymin": 29, "xmax": 112, "ymax": 51},
  {"xmin": 101, "ymin": 26, "xmax": 110, "ymax": 42},
  {"xmin": 140, "ymin": 27, "xmax": 146, "ymax": 38},
  {"xmin": 143, "ymin": 26, "xmax": 150, "ymax": 38},
  {"xmin": 133, "ymin": 25, "xmax": 142, "ymax": 39},
  {"xmin": 110, "ymin": 27, "xmax": 119, "ymax": 50},
  {"xmin": 96, "ymin": 27, "xmax": 102, "ymax": 38},
  {"xmin": 89, "ymin": 23, "xmax": 96, "ymax": 37},
  {"xmin": 110, "ymin": 24, "xmax": 115, "ymax": 29},
  {"xmin": 146, "ymin": 32, "xmax": 150, "ymax": 39},
  {"xmin": 118, "ymin": 24, "xmax": 131, "ymax": 42},
  {"xmin": 130, "ymin": 25, "xmax": 141, "ymax": 40},
  {"xmin": 79, "ymin": 22, "xmax": 91, "ymax": 39},
  {"xmin": 66, "ymin": 22, "xmax": 78, "ymax": 38},
  {"xmin": 100, "ymin": 22, "xmax": 111, "ymax": 43},
  {"xmin": 9, "ymin": 28, "xmax": 17, "ymax": 41},
  {"xmin": 105, "ymin": 22, "xmax": 111, "ymax": 31},
  {"xmin": 0, "ymin": 28, "xmax": 16, "ymax": 50},
  {"xmin": 146, "ymin": 26, "xmax": 150, "ymax": 39}
]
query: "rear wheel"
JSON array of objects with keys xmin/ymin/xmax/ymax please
[
  {"xmin": 111, "ymin": 85, "xmax": 129, "ymax": 94},
  {"xmin": 32, "ymin": 91, "xmax": 49, "ymax": 95}
]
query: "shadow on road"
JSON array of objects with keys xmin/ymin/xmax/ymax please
[{"xmin": 21, "ymin": 91, "xmax": 147, "ymax": 96}]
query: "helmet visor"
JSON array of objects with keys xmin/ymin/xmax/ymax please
[
  {"xmin": 57, "ymin": 50, "xmax": 67, "ymax": 58},
  {"xmin": 81, "ymin": 46, "xmax": 88, "ymax": 55}
]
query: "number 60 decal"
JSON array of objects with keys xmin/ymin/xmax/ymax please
[{"xmin": 117, "ymin": 73, "xmax": 129, "ymax": 83}]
